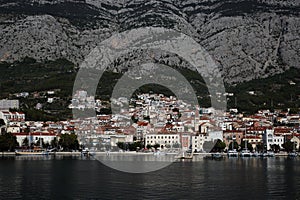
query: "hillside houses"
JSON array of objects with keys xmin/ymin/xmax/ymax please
[{"xmin": 0, "ymin": 93, "xmax": 299, "ymax": 152}]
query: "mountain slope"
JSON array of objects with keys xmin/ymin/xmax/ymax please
[{"xmin": 0, "ymin": 0, "xmax": 299, "ymax": 83}]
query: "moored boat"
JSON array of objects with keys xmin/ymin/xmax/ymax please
[
  {"xmin": 15, "ymin": 150, "xmax": 48, "ymax": 156},
  {"xmin": 227, "ymin": 149, "xmax": 238, "ymax": 157},
  {"xmin": 288, "ymin": 151, "xmax": 298, "ymax": 158},
  {"xmin": 153, "ymin": 151, "xmax": 166, "ymax": 156},
  {"xmin": 211, "ymin": 153, "xmax": 223, "ymax": 159},
  {"xmin": 260, "ymin": 151, "xmax": 275, "ymax": 157},
  {"xmin": 240, "ymin": 150, "xmax": 251, "ymax": 157},
  {"xmin": 175, "ymin": 150, "xmax": 193, "ymax": 160},
  {"xmin": 267, "ymin": 151, "xmax": 275, "ymax": 157}
]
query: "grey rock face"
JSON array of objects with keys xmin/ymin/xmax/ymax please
[{"xmin": 0, "ymin": 0, "xmax": 299, "ymax": 83}]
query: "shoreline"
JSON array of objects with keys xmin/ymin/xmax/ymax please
[{"xmin": 1, "ymin": 151, "xmax": 297, "ymax": 157}]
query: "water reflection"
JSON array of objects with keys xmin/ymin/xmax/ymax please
[{"xmin": 0, "ymin": 155, "xmax": 299, "ymax": 199}]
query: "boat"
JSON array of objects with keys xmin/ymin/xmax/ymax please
[
  {"xmin": 228, "ymin": 134, "xmax": 239, "ymax": 157},
  {"xmin": 175, "ymin": 150, "xmax": 193, "ymax": 159},
  {"xmin": 16, "ymin": 133, "xmax": 49, "ymax": 156},
  {"xmin": 259, "ymin": 152, "xmax": 269, "ymax": 157},
  {"xmin": 288, "ymin": 151, "xmax": 298, "ymax": 158},
  {"xmin": 153, "ymin": 151, "xmax": 166, "ymax": 156},
  {"xmin": 267, "ymin": 151, "xmax": 275, "ymax": 157},
  {"xmin": 251, "ymin": 152, "xmax": 259, "ymax": 157},
  {"xmin": 260, "ymin": 151, "xmax": 275, "ymax": 157},
  {"xmin": 288, "ymin": 134, "xmax": 298, "ymax": 158},
  {"xmin": 211, "ymin": 153, "xmax": 223, "ymax": 159},
  {"xmin": 227, "ymin": 149, "xmax": 238, "ymax": 157},
  {"xmin": 15, "ymin": 149, "xmax": 48, "ymax": 156},
  {"xmin": 240, "ymin": 140, "xmax": 251, "ymax": 157},
  {"xmin": 240, "ymin": 150, "xmax": 251, "ymax": 157},
  {"xmin": 81, "ymin": 148, "xmax": 90, "ymax": 156}
]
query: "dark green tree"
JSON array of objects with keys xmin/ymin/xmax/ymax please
[
  {"xmin": 35, "ymin": 138, "xmax": 45, "ymax": 148},
  {"xmin": 128, "ymin": 141, "xmax": 143, "ymax": 151},
  {"xmin": 255, "ymin": 143, "xmax": 264, "ymax": 152},
  {"xmin": 172, "ymin": 142, "xmax": 180, "ymax": 149},
  {"xmin": 241, "ymin": 140, "xmax": 254, "ymax": 151},
  {"xmin": 212, "ymin": 139, "xmax": 226, "ymax": 152},
  {"xmin": 270, "ymin": 144, "xmax": 281, "ymax": 153},
  {"xmin": 228, "ymin": 141, "xmax": 239, "ymax": 150},
  {"xmin": 22, "ymin": 137, "xmax": 29, "ymax": 147},
  {"xmin": 131, "ymin": 115, "xmax": 138, "ymax": 123},
  {"xmin": 282, "ymin": 141, "xmax": 295, "ymax": 152},
  {"xmin": 153, "ymin": 143, "xmax": 160, "ymax": 150},
  {"xmin": 51, "ymin": 137, "xmax": 58, "ymax": 148},
  {"xmin": 117, "ymin": 142, "xmax": 128, "ymax": 150},
  {"xmin": 58, "ymin": 133, "xmax": 79, "ymax": 151},
  {"xmin": 0, "ymin": 119, "xmax": 5, "ymax": 126},
  {"xmin": 0, "ymin": 132, "xmax": 19, "ymax": 151}
]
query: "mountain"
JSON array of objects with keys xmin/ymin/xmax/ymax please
[{"xmin": 0, "ymin": 0, "xmax": 299, "ymax": 83}]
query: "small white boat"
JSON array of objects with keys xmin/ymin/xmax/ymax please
[
  {"xmin": 288, "ymin": 138, "xmax": 298, "ymax": 158},
  {"xmin": 260, "ymin": 151, "xmax": 275, "ymax": 157},
  {"xmin": 267, "ymin": 151, "xmax": 275, "ymax": 157},
  {"xmin": 81, "ymin": 148, "xmax": 89, "ymax": 156},
  {"xmin": 175, "ymin": 150, "xmax": 193, "ymax": 159},
  {"xmin": 227, "ymin": 149, "xmax": 238, "ymax": 157},
  {"xmin": 288, "ymin": 152, "xmax": 298, "ymax": 158},
  {"xmin": 153, "ymin": 151, "xmax": 166, "ymax": 156},
  {"xmin": 240, "ymin": 150, "xmax": 251, "ymax": 157},
  {"xmin": 251, "ymin": 152, "xmax": 259, "ymax": 157},
  {"xmin": 211, "ymin": 153, "xmax": 223, "ymax": 159}
]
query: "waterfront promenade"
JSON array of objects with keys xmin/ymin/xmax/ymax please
[{"xmin": 1, "ymin": 151, "xmax": 296, "ymax": 157}]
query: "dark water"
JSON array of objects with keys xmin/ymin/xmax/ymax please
[{"xmin": 0, "ymin": 156, "xmax": 300, "ymax": 200}]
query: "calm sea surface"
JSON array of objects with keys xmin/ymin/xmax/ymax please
[{"xmin": 0, "ymin": 155, "xmax": 299, "ymax": 200}]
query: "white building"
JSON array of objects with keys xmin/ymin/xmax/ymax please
[
  {"xmin": 0, "ymin": 99, "xmax": 19, "ymax": 110},
  {"xmin": 263, "ymin": 129, "xmax": 284, "ymax": 150},
  {"xmin": 14, "ymin": 132, "xmax": 57, "ymax": 146},
  {"xmin": 0, "ymin": 111, "xmax": 25, "ymax": 123},
  {"xmin": 191, "ymin": 134, "xmax": 207, "ymax": 152},
  {"xmin": 208, "ymin": 130, "xmax": 223, "ymax": 141},
  {"xmin": 145, "ymin": 133, "xmax": 180, "ymax": 149},
  {"xmin": 191, "ymin": 130, "xmax": 223, "ymax": 152}
]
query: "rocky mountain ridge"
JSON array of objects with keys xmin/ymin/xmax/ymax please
[{"xmin": 0, "ymin": 0, "xmax": 299, "ymax": 83}]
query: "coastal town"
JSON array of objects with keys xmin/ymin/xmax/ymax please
[{"xmin": 0, "ymin": 91, "xmax": 299, "ymax": 157}]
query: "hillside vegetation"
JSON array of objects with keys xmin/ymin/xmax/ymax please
[{"xmin": 0, "ymin": 58, "xmax": 299, "ymax": 120}]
